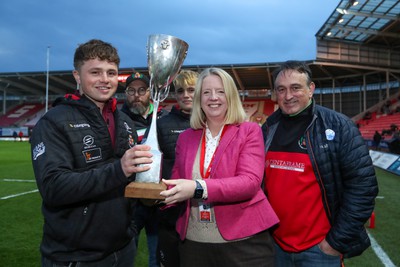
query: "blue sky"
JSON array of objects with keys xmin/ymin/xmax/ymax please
[{"xmin": 0, "ymin": 0, "xmax": 339, "ymax": 73}]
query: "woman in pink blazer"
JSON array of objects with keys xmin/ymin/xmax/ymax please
[{"xmin": 160, "ymin": 68, "xmax": 278, "ymax": 267}]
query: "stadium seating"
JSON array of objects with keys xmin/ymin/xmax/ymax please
[
  {"xmin": 358, "ymin": 113, "xmax": 400, "ymax": 140},
  {"xmin": 0, "ymin": 103, "xmax": 45, "ymax": 127}
]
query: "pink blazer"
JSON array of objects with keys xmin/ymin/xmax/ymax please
[{"xmin": 171, "ymin": 122, "xmax": 279, "ymax": 241}]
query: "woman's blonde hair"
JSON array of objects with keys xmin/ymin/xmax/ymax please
[{"xmin": 190, "ymin": 68, "xmax": 246, "ymax": 129}]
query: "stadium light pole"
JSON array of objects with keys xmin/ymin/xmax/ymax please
[
  {"xmin": 2, "ymin": 83, "xmax": 10, "ymax": 115},
  {"xmin": 45, "ymin": 46, "xmax": 50, "ymax": 113}
]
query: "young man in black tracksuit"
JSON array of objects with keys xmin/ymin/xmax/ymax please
[
  {"xmin": 31, "ymin": 39, "xmax": 153, "ymax": 267},
  {"xmin": 156, "ymin": 70, "xmax": 199, "ymax": 267}
]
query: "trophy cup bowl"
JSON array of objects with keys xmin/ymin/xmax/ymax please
[
  {"xmin": 147, "ymin": 34, "xmax": 189, "ymax": 101},
  {"xmin": 125, "ymin": 34, "xmax": 188, "ymax": 200}
]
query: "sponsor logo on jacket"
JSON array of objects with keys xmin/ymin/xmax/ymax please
[
  {"xmin": 69, "ymin": 123, "xmax": 91, "ymax": 128},
  {"xmin": 81, "ymin": 135, "xmax": 102, "ymax": 163}
]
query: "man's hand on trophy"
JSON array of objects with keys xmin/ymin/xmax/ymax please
[{"xmin": 121, "ymin": 144, "xmax": 153, "ymax": 177}]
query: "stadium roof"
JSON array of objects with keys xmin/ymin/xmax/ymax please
[
  {"xmin": 316, "ymin": 0, "xmax": 400, "ymax": 46},
  {"xmin": 1, "ymin": 0, "xmax": 399, "ymax": 100}
]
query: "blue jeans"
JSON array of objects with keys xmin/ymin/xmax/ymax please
[
  {"xmin": 274, "ymin": 243, "xmax": 341, "ymax": 267},
  {"xmin": 41, "ymin": 237, "xmax": 136, "ymax": 267},
  {"xmin": 133, "ymin": 201, "xmax": 159, "ymax": 267}
]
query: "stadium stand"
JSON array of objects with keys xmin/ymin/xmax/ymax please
[{"xmin": 0, "ymin": 103, "xmax": 45, "ymax": 127}]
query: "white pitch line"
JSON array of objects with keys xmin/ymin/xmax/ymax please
[
  {"xmin": 2, "ymin": 179, "xmax": 36, "ymax": 182},
  {"xmin": 0, "ymin": 189, "xmax": 39, "ymax": 200},
  {"xmin": 368, "ymin": 232, "xmax": 396, "ymax": 267}
]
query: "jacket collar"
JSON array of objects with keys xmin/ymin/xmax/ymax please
[{"xmin": 267, "ymin": 98, "xmax": 316, "ymax": 126}]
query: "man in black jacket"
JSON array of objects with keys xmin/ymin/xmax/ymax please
[
  {"xmin": 157, "ymin": 70, "xmax": 198, "ymax": 267},
  {"xmin": 262, "ymin": 60, "xmax": 378, "ymax": 266},
  {"xmin": 121, "ymin": 72, "xmax": 168, "ymax": 143},
  {"xmin": 31, "ymin": 39, "xmax": 153, "ymax": 267},
  {"xmin": 121, "ymin": 71, "xmax": 168, "ymax": 267}
]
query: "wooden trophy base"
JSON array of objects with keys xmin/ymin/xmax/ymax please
[{"xmin": 125, "ymin": 181, "xmax": 167, "ymax": 200}]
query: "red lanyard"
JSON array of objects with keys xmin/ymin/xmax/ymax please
[{"xmin": 200, "ymin": 125, "xmax": 227, "ymax": 179}]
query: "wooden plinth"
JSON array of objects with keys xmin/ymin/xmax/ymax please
[{"xmin": 125, "ymin": 181, "xmax": 167, "ymax": 200}]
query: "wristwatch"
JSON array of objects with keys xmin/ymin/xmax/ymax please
[{"xmin": 193, "ymin": 180, "xmax": 204, "ymax": 199}]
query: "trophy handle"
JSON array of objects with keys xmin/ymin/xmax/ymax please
[{"xmin": 150, "ymin": 76, "xmax": 171, "ymax": 103}]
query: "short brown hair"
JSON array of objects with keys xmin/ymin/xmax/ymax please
[{"xmin": 73, "ymin": 39, "xmax": 120, "ymax": 70}]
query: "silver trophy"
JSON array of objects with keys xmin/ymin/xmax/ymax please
[{"xmin": 126, "ymin": 34, "xmax": 188, "ymax": 199}]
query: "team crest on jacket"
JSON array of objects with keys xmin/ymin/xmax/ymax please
[
  {"xmin": 128, "ymin": 134, "xmax": 136, "ymax": 148},
  {"xmin": 298, "ymin": 136, "xmax": 307, "ymax": 150},
  {"xmin": 124, "ymin": 121, "xmax": 136, "ymax": 147}
]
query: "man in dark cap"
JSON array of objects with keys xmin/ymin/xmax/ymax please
[
  {"xmin": 121, "ymin": 72, "xmax": 168, "ymax": 267},
  {"xmin": 121, "ymin": 72, "xmax": 168, "ymax": 143}
]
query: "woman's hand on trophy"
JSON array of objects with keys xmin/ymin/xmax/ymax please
[
  {"xmin": 159, "ymin": 179, "xmax": 196, "ymax": 205},
  {"xmin": 121, "ymin": 144, "xmax": 153, "ymax": 177}
]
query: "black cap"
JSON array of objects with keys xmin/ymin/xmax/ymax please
[{"xmin": 125, "ymin": 72, "xmax": 150, "ymax": 88}]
